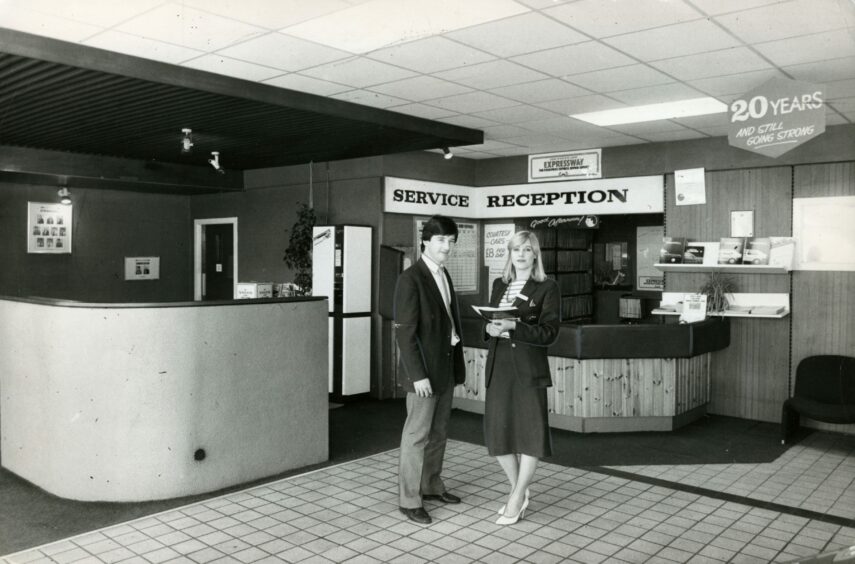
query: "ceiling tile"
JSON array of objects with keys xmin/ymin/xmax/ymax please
[
  {"xmin": 471, "ymin": 105, "xmax": 561, "ymax": 124},
  {"xmin": 827, "ymin": 96, "xmax": 855, "ymax": 113},
  {"xmin": 672, "ymin": 113, "xmax": 731, "ymax": 129},
  {"xmin": 827, "ymin": 113, "xmax": 851, "ymax": 125},
  {"xmin": 500, "ymin": 132, "xmax": 579, "ymax": 148},
  {"xmin": 181, "ymin": 54, "xmax": 284, "ymax": 81},
  {"xmin": 825, "ymin": 79, "xmax": 855, "ymax": 101},
  {"xmin": 514, "ymin": 0, "xmax": 576, "ymax": 8},
  {"xmin": 650, "ymin": 47, "xmax": 772, "ymax": 81},
  {"xmin": 604, "ymin": 19, "xmax": 742, "ymax": 62},
  {"xmin": 689, "ymin": 0, "xmax": 786, "ymax": 16},
  {"xmin": 369, "ymin": 76, "xmax": 471, "ymax": 102},
  {"xmin": 330, "ymin": 89, "xmax": 409, "ymax": 108},
  {"xmin": 386, "ymin": 103, "xmax": 459, "ymax": 120},
  {"xmin": 606, "ymin": 121, "xmax": 692, "ymax": 136},
  {"xmin": 281, "ymin": 0, "xmax": 529, "ymax": 53},
  {"xmin": 437, "ymin": 114, "xmax": 502, "ymax": 129},
  {"xmin": 512, "ymin": 41, "xmax": 636, "ymax": 77},
  {"xmin": 180, "ymin": 0, "xmax": 353, "ymax": 30},
  {"xmin": 545, "ymin": 0, "xmax": 703, "ymax": 38},
  {"xmin": 300, "ymin": 57, "xmax": 418, "ymax": 88},
  {"xmin": 714, "ymin": 0, "xmax": 855, "ymax": 44},
  {"xmin": 608, "ymin": 82, "xmax": 706, "ymax": 105},
  {"xmin": 217, "ymin": 33, "xmax": 351, "ymax": 71},
  {"xmin": 565, "ymin": 64, "xmax": 673, "ymax": 93},
  {"xmin": 687, "ymin": 69, "xmax": 788, "ymax": 97},
  {"xmin": 367, "ymin": 36, "xmax": 496, "ymax": 73},
  {"xmin": 435, "ymin": 60, "xmax": 550, "ymax": 90},
  {"xmin": 754, "ymin": 29, "xmax": 855, "ymax": 68},
  {"xmin": 114, "ymin": 3, "xmax": 266, "ymax": 52},
  {"xmin": 525, "ymin": 116, "xmax": 629, "ymax": 137},
  {"xmin": 262, "ymin": 74, "xmax": 352, "ymax": 96},
  {"xmin": 445, "ymin": 12, "xmax": 588, "ymax": 57},
  {"xmin": 489, "ymin": 79, "xmax": 592, "ymax": 104},
  {"xmin": 83, "ymin": 30, "xmax": 205, "ymax": 64},
  {"xmin": 428, "ymin": 91, "xmax": 518, "ymax": 114},
  {"xmin": 481, "ymin": 124, "xmax": 533, "ymax": 139},
  {"xmin": 0, "ymin": 8, "xmax": 102, "ymax": 42},
  {"xmin": 784, "ymin": 56, "xmax": 855, "ymax": 84},
  {"xmin": 21, "ymin": 0, "xmax": 163, "ymax": 28},
  {"xmin": 536, "ymin": 94, "xmax": 627, "ymax": 115}
]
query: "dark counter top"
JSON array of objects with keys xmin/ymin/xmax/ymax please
[{"xmin": 461, "ymin": 317, "xmax": 729, "ymax": 359}]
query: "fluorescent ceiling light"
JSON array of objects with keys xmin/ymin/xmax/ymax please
[{"xmin": 570, "ymin": 97, "xmax": 728, "ymax": 126}]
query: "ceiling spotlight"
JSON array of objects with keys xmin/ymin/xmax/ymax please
[
  {"xmin": 181, "ymin": 128, "xmax": 194, "ymax": 153},
  {"xmin": 442, "ymin": 147, "xmax": 453, "ymax": 160},
  {"xmin": 208, "ymin": 151, "xmax": 225, "ymax": 174},
  {"xmin": 58, "ymin": 187, "xmax": 72, "ymax": 205}
]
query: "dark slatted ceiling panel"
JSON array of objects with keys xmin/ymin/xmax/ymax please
[{"xmin": 0, "ymin": 51, "xmax": 481, "ymax": 172}]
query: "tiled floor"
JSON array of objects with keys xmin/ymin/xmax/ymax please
[{"xmin": 3, "ymin": 437, "xmax": 854, "ymax": 564}]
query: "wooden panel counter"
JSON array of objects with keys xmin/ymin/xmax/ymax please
[
  {"xmin": 455, "ymin": 318, "xmax": 730, "ymax": 433},
  {"xmin": 0, "ymin": 296, "xmax": 329, "ymax": 502}
]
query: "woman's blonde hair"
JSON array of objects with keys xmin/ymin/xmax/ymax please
[{"xmin": 502, "ymin": 230, "xmax": 547, "ymax": 283}]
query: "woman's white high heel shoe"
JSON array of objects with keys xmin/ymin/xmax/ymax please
[
  {"xmin": 497, "ymin": 488, "xmax": 529, "ymax": 515},
  {"xmin": 496, "ymin": 497, "xmax": 529, "ymax": 525}
]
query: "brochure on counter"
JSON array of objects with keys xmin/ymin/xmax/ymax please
[{"xmin": 471, "ymin": 305, "xmax": 521, "ymax": 321}]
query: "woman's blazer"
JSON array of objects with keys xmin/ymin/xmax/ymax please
[{"xmin": 484, "ymin": 277, "xmax": 560, "ymax": 389}]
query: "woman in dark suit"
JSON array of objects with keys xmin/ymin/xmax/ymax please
[{"xmin": 484, "ymin": 230, "xmax": 560, "ymax": 525}]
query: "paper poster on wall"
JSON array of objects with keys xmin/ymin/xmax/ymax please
[
  {"xmin": 484, "ymin": 223, "xmax": 515, "ymax": 289},
  {"xmin": 27, "ymin": 202, "xmax": 72, "ymax": 254},
  {"xmin": 636, "ymin": 225, "xmax": 664, "ymax": 290},
  {"xmin": 415, "ymin": 218, "xmax": 479, "ymax": 294},
  {"xmin": 793, "ymin": 196, "xmax": 855, "ymax": 271},
  {"xmin": 124, "ymin": 257, "xmax": 160, "ymax": 280},
  {"xmin": 674, "ymin": 168, "xmax": 706, "ymax": 206}
]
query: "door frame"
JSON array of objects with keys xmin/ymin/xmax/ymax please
[{"xmin": 194, "ymin": 217, "xmax": 238, "ymax": 301}]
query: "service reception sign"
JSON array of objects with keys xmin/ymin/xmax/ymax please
[
  {"xmin": 385, "ymin": 175, "xmax": 663, "ymax": 219},
  {"xmin": 728, "ymin": 77, "xmax": 825, "ymax": 158}
]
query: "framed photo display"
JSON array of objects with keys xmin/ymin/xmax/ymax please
[{"xmin": 27, "ymin": 202, "xmax": 72, "ymax": 254}]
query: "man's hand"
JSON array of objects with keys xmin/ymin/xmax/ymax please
[{"xmin": 413, "ymin": 378, "xmax": 433, "ymax": 398}]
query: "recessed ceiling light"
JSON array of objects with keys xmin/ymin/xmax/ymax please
[{"xmin": 570, "ymin": 97, "xmax": 728, "ymax": 126}]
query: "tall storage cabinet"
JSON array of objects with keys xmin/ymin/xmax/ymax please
[{"xmin": 312, "ymin": 225, "xmax": 372, "ymax": 396}]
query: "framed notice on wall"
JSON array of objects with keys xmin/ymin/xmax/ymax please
[
  {"xmin": 27, "ymin": 202, "xmax": 72, "ymax": 254},
  {"xmin": 415, "ymin": 217, "xmax": 479, "ymax": 294}
]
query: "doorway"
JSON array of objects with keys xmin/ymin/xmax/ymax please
[{"xmin": 194, "ymin": 218, "xmax": 238, "ymax": 301}]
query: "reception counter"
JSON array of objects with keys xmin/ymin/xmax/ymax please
[
  {"xmin": 455, "ymin": 318, "xmax": 730, "ymax": 432},
  {"xmin": 0, "ymin": 296, "xmax": 328, "ymax": 502}
]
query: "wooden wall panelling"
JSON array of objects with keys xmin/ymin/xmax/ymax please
[
  {"xmin": 665, "ymin": 166, "xmax": 793, "ymax": 423},
  {"xmin": 792, "ymin": 162, "xmax": 855, "ymax": 434}
]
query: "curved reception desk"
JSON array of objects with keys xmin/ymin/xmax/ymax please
[
  {"xmin": 0, "ymin": 296, "xmax": 328, "ymax": 502},
  {"xmin": 456, "ymin": 318, "xmax": 730, "ymax": 433}
]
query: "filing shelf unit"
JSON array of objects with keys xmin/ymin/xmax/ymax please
[{"xmin": 534, "ymin": 227, "xmax": 594, "ymax": 323}]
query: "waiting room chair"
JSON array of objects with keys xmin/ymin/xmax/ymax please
[{"xmin": 781, "ymin": 355, "xmax": 855, "ymax": 444}]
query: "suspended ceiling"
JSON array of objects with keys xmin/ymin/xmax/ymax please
[{"xmin": 1, "ymin": 0, "xmax": 854, "ymax": 191}]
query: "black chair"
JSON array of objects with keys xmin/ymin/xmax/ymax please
[{"xmin": 781, "ymin": 355, "xmax": 855, "ymax": 444}]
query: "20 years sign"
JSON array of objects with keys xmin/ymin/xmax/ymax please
[{"xmin": 728, "ymin": 77, "xmax": 825, "ymax": 158}]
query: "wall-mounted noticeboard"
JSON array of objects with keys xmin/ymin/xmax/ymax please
[
  {"xmin": 414, "ymin": 218, "xmax": 479, "ymax": 294},
  {"xmin": 27, "ymin": 202, "xmax": 72, "ymax": 254},
  {"xmin": 793, "ymin": 196, "xmax": 855, "ymax": 271}
]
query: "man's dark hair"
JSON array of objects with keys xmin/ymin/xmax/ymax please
[{"xmin": 420, "ymin": 215, "xmax": 458, "ymax": 250}]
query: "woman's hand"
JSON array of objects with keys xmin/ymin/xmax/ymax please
[{"xmin": 487, "ymin": 319, "xmax": 516, "ymax": 337}]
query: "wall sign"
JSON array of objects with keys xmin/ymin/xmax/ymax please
[
  {"xmin": 728, "ymin": 77, "xmax": 825, "ymax": 158},
  {"xmin": 528, "ymin": 149, "xmax": 601, "ymax": 182},
  {"xmin": 484, "ymin": 223, "xmax": 515, "ymax": 289},
  {"xmin": 415, "ymin": 218, "xmax": 479, "ymax": 294},
  {"xmin": 124, "ymin": 257, "xmax": 160, "ymax": 280},
  {"xmin": 793, "ymin": 196, "xmax": 855, "ymax": 271},
  {"xmin": 27, "ymin": 202, "xmax": 72, "ymax": 254},
  {"xmin": 385, "ymin": 176, "xmax": 663, "ymax": 219},
  {"xmin": 636, "ymin": 225, "xmax": 664, "ymax": 290}
]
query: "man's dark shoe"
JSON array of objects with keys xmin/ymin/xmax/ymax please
[
  {"xmin": 422, "ymin": 491, "xmax": 461, "ymax": 504},
  {"xmin": 399, "ymin": 506, "xmax": 432, "ymax": 524}
]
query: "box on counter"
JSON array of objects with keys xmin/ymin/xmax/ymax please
[{"xmin": 236, "ymin": 282, "xmax": 274, "ymax": 299}]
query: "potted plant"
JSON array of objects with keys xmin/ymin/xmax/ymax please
[
  {"xmin": 283, "ymin": 202, "xmax": 316, "ymax": 296},
  {"xmin": 698, "ymin": 271, "xmax": 737, "ymax": 313}
]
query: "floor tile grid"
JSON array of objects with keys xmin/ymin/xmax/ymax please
[
  {"xmin": 4, "ymin": 440, "xmax": 855, "ymax": 564},
  {"xmin": 609, "ymin": 432, "xmax": 855, "ymax": 519}
]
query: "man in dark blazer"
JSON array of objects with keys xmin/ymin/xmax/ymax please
[{"xmin": 394, "ymin": 215, "xmax": 466, "ymax": 524}]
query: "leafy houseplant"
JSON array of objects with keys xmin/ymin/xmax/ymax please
[
  {"xmin": 698, "ymin": 271, "xmax": 737, "ymax": 313},
  {"xmin": 283, "ymin": 202, "xmax": 316, "ymax": 296}
]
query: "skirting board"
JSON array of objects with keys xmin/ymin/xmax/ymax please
[{"xmin": 453, "ymin": 397, "xmax": 707, "ymax": 434}]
